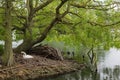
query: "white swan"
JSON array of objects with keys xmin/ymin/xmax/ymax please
[{"xmin": 21, "ymin": 51, "xmax": 34, "ymax": 59}]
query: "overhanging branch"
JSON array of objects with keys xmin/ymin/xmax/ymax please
[
  {"xmin": 32, "ymin": 0, "xmax": 69, "ymax": 45},
  {"xmin": 66, "ymin": 11, "xmax": 120, "ymax": 27},
  {"xmin": 71, "ymin": 1, "xmax": 117, "ymax": 11}
]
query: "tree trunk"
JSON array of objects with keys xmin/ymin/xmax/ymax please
[
  {"xmin": 13, "ymin": 0, "xmax": 34, "ymax": 53},
  {"xmin": 2, "ymin": 0, "xmax": 14, "ymax": 66},
  {"xmin": 13, "ymin": 35, "xmax": 33, "ymax": 53}
]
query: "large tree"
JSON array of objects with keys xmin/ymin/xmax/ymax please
[
  {"xmin": 9, "ymin": 0, "xmax": 120, "ymax": 52},
  {"xmin": 2, "ymin": 0, "xmax": 14, "ymax": 66},
  {"xmin": 14, "ymin": 0, "xmax": 69, "ymax": 52}
]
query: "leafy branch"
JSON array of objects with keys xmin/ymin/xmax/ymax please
[
  {"xmin": 71, "ymin": 1, "xmax": 117, "ymax": 11},
  {"xmin": 32, "ymin": 0, "xmax": 69, "ymax": 45}
]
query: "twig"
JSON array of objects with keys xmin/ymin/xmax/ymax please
[{"xmin": 0, "ymin": 64, "xmax": 25, "ymax": 72}]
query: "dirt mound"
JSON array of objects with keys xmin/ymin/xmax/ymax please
[
  {"xmin": 29, "ymin": 45, "xmax": 63, "ymax": 60},
  {"xmin": 0, "ymin": 45, "xmax": 84, "ymax": 80},
  {"xmin": 0, "ymin": 54, "xmax": 84, "ymax": 80}
]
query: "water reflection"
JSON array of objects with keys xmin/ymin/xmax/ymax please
[
  {"xmin": 98, "ymin": 47, "xmax": 120, "ymax": 80},
  {"xmin": 39, "ymin": 47, "xmax": 120, "ymax": 80}
]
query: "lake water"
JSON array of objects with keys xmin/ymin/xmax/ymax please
[
  {"xmin": 39, "ymin": 47, "xmax": 120, "ymax": 80},
  {"xmin": 0, "ymin": 40, "xmax": 23, "ymax": 48}
]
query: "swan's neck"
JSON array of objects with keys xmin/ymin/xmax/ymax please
[
  {"xmin": 21, "ymin": 51, "xmax": 26, "ymax": 55},
  {"xmin": 23, "ymin": 52, "xmax": 26, "ymax": 55}
]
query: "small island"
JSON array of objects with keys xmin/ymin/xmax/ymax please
[{"xmin": 0, "ymin": 45, "xmax": 84, "ymax": 80}]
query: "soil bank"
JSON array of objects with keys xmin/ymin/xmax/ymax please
[{"xmin": 0, "ymin": 55, "xmax": 85, "ymax": 80}]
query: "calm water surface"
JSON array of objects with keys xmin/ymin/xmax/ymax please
[{"xmin": 39, "ymin": 47, "xmax": 120, "ymax": 80}]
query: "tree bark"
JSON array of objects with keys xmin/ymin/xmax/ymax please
[{"xmin": 2, "ymin": 0, "xmax": 14, "ymax": 66}]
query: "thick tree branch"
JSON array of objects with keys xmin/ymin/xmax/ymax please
[
  {"xmin": 56, "ymin": 0, "xmax": 68, "ymax": 16},
  {"xmin": 32, "ymin": 0, "xmax": 69, "ymax": 45}
]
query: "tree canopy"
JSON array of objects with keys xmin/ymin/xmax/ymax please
[{"xmin": 0, "ymin": 0, "xmax": 120, "ymax": 66}]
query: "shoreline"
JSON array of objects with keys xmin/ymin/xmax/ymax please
[
  {"xmin": 27, "ymin": 61, "xmax": 84, "ymax": 80},
  {"xmin": 0, "ymin": 56, "xmax": 85, "ymax": 80}
]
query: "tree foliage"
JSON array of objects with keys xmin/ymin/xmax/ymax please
[{"xmin": 0, "ymin": 0, "xmax": 120, "ymax": 66}]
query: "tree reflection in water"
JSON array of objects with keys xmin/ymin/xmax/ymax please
[
  {"xmin": 102, "ymin": 65, "xmax": 120, "ymax": 80},
  {"xmin": 36, "ymin": 47, "xmax": 120, "ymax": 80}
]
